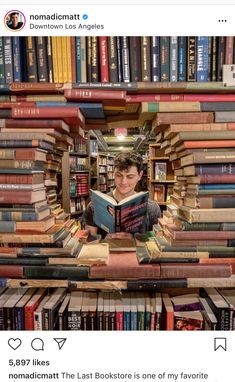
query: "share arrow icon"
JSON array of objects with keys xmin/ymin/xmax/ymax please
[{"xmin": 53, "ymin": 338, "xmax": 67, "ymax": 350}]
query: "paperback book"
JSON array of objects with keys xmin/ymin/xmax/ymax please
[{"xmin": 90, "ymin": 190, "xmax": 148, "ymax": 233}]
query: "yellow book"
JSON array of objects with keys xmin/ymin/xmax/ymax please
[
  {"xmin": 51, "ymin": 37, "xmax": 58, "ymax": 83},
  {"xmin": 61, "ymin": 37, "xmax": 68, "ymax": 83},
  {"xmin": 56, "ymin": 37, "xmax": 63, "ymax": 83},
  {"xmin": 66, "ymin": 36, "xmax": 72, "ymax": 83}
]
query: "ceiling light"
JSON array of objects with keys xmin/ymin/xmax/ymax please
[{"xmin": 117, "ymin": 135, "xmax": 125, "ymax": 141}]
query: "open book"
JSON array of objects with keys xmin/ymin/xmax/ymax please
[{"xmin": 90, "ymin": 189, "xmax": 149, "ymax": 233}]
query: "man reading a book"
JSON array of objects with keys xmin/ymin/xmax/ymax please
[{"xmin": 83, "ymin": 152, "xmax": 161, "ymax": 239}]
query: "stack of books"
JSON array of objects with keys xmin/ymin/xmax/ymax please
[{"xmin": 149, "ymin": 97, "xmax": 235, "ymax": 278}]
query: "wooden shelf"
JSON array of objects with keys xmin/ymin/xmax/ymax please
[
  {"xmin": 150, "ymin": 179, "xmax": 175, "ymax": 183},
  {"xmin": 150, "ymin": 157, "xmax": 169, "ymax": 160},
  {"xmin": 70, "ymin": 170, "xmax": 89, "ymax": 173},
  {"xmin": 70, "ymin": 152, "xmax": 88, "ymax": 157}
]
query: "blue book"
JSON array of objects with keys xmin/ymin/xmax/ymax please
[
  {"xmin": 75, "ymin": 37, "xmax": 81, "ymax": 82},
  {"xmin": 90, "ymin": 190, "xmax": 148, "ymax": 234},
  {"xmin": 35, "ymin": 102, "xmax": 104, "ymax": 119},
  {"xmin": 12, "ymin": 37, "xmax": 22, "ymax": 82},
  {"xmin": 178, "ymin": 37, "xmax": 187, "ymax": 81},
  {"xmin": 0, "ymin": 278, "xmax": 7, "ymax": 287},
  {"xmin": 0, "ymin": 37, "xmax": 5, "ymax": 83},
  {"xmin": 0, "ymin": 84, "xmax": 10, "ymax": 93},
  {"xmin": 199, "ymin": 184, "xmax": 235, "ymax": 190},
  {"xmin": 196, "ymin": 36, "xmax": 209, "ymax": 82}
]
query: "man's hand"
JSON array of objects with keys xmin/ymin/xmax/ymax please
[{"xmin": 105, "ymin": 232, "xmax": 133, "ymax": 240}]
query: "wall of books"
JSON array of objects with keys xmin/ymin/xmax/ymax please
[{"xmin": 0, "ymin": 36, "xmax": 235, "ymax": 84}]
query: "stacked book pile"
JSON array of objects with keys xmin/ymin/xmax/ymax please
[
  {"xmin": 0, "ymin": 100, "xmax": 89, "ymax": 283},
  {"xmin": 149, "ymin": 97, "xmax": 235, "ymax": 280}
]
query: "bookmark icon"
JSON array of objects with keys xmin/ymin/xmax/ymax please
[{"xmin": 54, "ymin": 338, "xmax": 67, "ymax": 350}]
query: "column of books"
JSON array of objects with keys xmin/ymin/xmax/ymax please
[
  {"xmin": 145, "ymin": 93, "xmax": 235, "ymax": 330},
  {"xmin": 0, "ymin": 100, "xmax": 93, "ymax": 330}
]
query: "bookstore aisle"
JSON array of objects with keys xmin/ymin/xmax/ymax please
[{"xmin": 1, "ymin": 36, "xmax": 235, "ymax": 331}]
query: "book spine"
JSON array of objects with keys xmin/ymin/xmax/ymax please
[
  {"xmin": 86, "ymin": 37, "xmax": 92, "ymax": 82},
  {"xmin": 108, "ymin": 37, "xmax": 118, "ymax": 83},
  {"xmin": 151, "ymin": 36, "xmax": 160, "ymax": 82},
  {"xmin": 51, "ymin": 37, "xmax": 58, "ymax": 83},
  {"xmin": 67, "ymin": 36, "xmax": 73, "ymax": 83},
  {"xmin": 12, "ymin": 37, "xmax": 22, "ymax": 82},
  {"xmin": 75, "ymin": 37, "xmax": 81, "ymax": 82},
  {"xmin": 196, "ymin": 36, "xmax": 209, "ymax": 82},
  {"xmin": 216, "ymin": 37, "xmax": 225, "ymax": 81},
  {"xmin": 36, "ymin": 37, "xmax": 49, "ymax": 82},
  {"xmin": 225, "ymin": 36, "xmax": 234, "ymax": 64},
  {"xmin": 61, "ymin": 37, "xmax": 68, "ymax": 83},
  {"xmin": 211, "ymin": 36, "xmax": 217, "ymax": 81},
  {"xmin": 121, "ymin": 37, "xmax": 130, "ymax": 83},
  {"xmin": 170, "ymin": 36, "xmax": 178, "ymax": 82},
  {"xmin": 141, "ymin": 37, "xmax": 151, "ymax": 81},
  {"xmin": 3, "ymin": 37, "xmax": 13, "ymax": 83},
  {"xmin": 187, "ymin": 36, "xmax": 197, "ymax": 81},
  {"xmin": 99, "ymin": 37, "xmax": 109, "ymax": 83},
  {"xmin": 91, "ymin": 37, "xmax": 99, "ymax": 83},
  {"xmin": 115, "ymin": 312, "xmax": 124, "ymax": 330},
  {"xmin": 80, "ymin": 37, "xmax": 87, "ymax": 83},
  {"xmin": 56, "ymin": 37, "xmax": 63, "ymax": 83},
  {"xmin": 0, "ymin": 37, "xmax": 5, "ymax": 83},
  {"xmin": 25, "ymin": 37, "xmax": 38, "ymax": 82},
  {"xmin": 46, "ymin": 37, "xmax": 53, "ymax": 83},
  {"xmin": 195, "ymin": 164, "xmax": 235, "ymax": 175},
  {"xmin": 127, "ymin": 279, "xmax": 187, "ymax": 290},
  {"xmin": 160, "ymin": 36, "xmax": 170, "ymax": 81},
  {"xmin": 116, "ymin": 37, "xmax": 123, "ymax": 82},
  {"xmin": 129, "ymin": 37, "xmax": 141, "ymax": 82},
  {"xmin": 178, "ymin": 36, "xmax": 187, "ymax": 81},
  {"xmin": 0, "ymin": 221, "xmax": 15, "ymax": 232},
  {"xmin": 67, "ymin": 311, "xmax": 82, "ymax": 330}
]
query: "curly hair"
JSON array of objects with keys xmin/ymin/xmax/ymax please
[{"xmin": 114, "ymin": 151, "xmax": 143, "ymax": 174}]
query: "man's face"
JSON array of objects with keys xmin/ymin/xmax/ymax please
[
  {"xmin": 11, "ymin": 14, "xmax": 19, "ymax": 27},
  {"xmin": 114, "ymin": 166, "xmax": 143, "ymax": 197}
]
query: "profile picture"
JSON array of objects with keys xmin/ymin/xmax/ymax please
[{"xmin": 4, "ymin": 10, "xmax": 26, "ymax": 31}]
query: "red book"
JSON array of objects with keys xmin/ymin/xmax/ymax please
[
  {"xmin": 126, "ymin": 94, "xmax": 183, "ymax": 102},
  {"xmin": 181, "ymin": 140, "xmax": 235, "ymax": 149},
  {"xmin": 200, "ymin": 258, "xmax": 235, "ymax": 274},
  {"xmin": 0, "ymin": 102, "xmax": 35, "ymax": 108},
  {"xmin": 9, "ymin": 82, "xmax": 69, "ymax": 93},
  {"xmin": 0, "ymin": 265, "xmax": 23, "ymax": 278},
  {"xmin": 89, "ymin": 251, "xmax": 160, "ymax": 280},
  {"xmin": 64, "ymin": 89, "xmax": 126, "ymax": 106},
  {"xmin": 184, "ymin": 94, "xmax": 235, "ymax": 102},
  {"xmin": 195, "ymin": 174, "xmax": 235, "ymax": 184},
  {"xmin": 24, "ymin": 288, "xmax": 47, "ymax": 330},
  {"xmin": 0, "ymin": 119, "xmax": 70, "ymax": 133},
  {"xmin": 99, "ymin": 37, "xmax": 109, "ymax": 83},
  {"xmin": 160, "ymin": 263, "xmax": 231, "ymax": 279},
  {"xmin": 0, "ymin": 189, "xmax": 46, "ymax": 204},
  {"xmin": 70, "ymin": 37, "xmax": 77, "ymax": 83},
  {"xmin": 11, "ymin": 107, "xmax": 85, "ymax": 126}
]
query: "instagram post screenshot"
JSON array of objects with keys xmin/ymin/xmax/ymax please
[{"xmin": 0, "ymin": 1, "xmax": 235, "ymax": 381}]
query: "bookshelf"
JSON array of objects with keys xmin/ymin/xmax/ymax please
[
  {"xmin": 69, "ymin": 134, "xmax": 90, "ymax": 216},
  {"xmin": 149, "ymin": 144, "xmax": 175, "ymax": 209}
]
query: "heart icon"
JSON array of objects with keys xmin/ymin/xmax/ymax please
[{"xmin": 8, "ymin": 338, "xmax": 22, "ymax": 350}]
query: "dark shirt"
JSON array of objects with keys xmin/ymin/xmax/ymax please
[
  {"xmin": 82, "ymin": 191, "xmax": 161, "ymax": 238},
  {"xmin": 8, "ymin": 22, "xmax": 23, "ymax": 30}
]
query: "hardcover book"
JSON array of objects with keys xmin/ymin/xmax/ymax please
[{"xmin": 90, "ymin": 190, "xmax": 148, "ymax": 233}]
